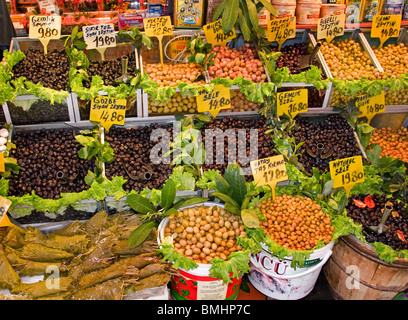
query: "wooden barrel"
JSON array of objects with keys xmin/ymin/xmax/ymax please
[{"xmin": 324, "ymin": 235, "xmax": 408, "ymax": 300}]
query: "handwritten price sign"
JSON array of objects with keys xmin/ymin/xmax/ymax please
[
  {"xmin": 371, "ymin": 15, "xmax": 401, "ymax": 47},
  {"xmin": 317, "ymin": 14, "xmax": 345, "ymax": 43},
  {"xmin": 83, "ymin": 24, "xmax": 116, "ymax": 50},
  {"xmin": 29, "ymin": 15, "xmax": 61, "ymax": 54},
  {"xmin": 267, "ymin": 17, "xmax": 296, "ymax": 49},
  {"xmin": 355, "ymin": 91, "xmax": 385, "ymax": 124},
  {"xmin": 90, "ymin": 96, "xmax": 127, "ymax": 131},
  {"xmin": 329, "ymin": 156, "xmax": 365, "ymax": 197},
  {"xmin": 203, "ymin": 20, "xmax": 237, "ymax": 46},
  {"xmin": 143, "ymin": 16, "xmax": 173, "ymax": 37},
  {"xmin": 250, "ymin": 155, "xmax": 288, "ymax": 200},
  {"xmin": 196, "ymin": 85, "xmax": 231, "ymax": 117},
  {"xmin": 277, "ymin": 89, "xmax": 308, "ymax": 118}
]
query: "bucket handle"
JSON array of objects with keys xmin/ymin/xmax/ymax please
[{"xmin": 258, "ymin": 250, "xmax": 333, "ymax": 280}]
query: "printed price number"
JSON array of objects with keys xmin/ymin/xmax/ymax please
[
  {"xmin": 330, "ymin": 156, "xmax": 365, "ymax": 197},
  {"xmin": 371, "ymin": 15, "xmax": 401, "ymax": 47},
  {"xmin": 317, "ymin": 14, "xmax": 345, "ymax": 42},
  {"xmin": 90, "ymin": 96, "xmax": 127, "ymax": 131},
  {"xmin": 144, "ymin": 16, "xmax": 173, "ymax": 37},
  {"xmin": 203, "ymin": 20, "xmax": 236, "ymax": 46},
  {"xmin": 38, "ymin": 26, "xmax": 59, "ymax": 38},
  {"xmin": 267, "ymin": 17, "xmax": 296, "ymax": 47},
  {"xmin": 197, "ymin": 85, "xmax": 231, "ymax": 117},
  {"xmin": 277, "ymin": 89, "xmax": 308, "ymax": 118}
]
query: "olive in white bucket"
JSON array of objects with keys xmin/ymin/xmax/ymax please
[
  {"xmin": 247, "ymin": 193, "xmax": 336, "ymax": 299},
  {"xmin": 158, "ymin": 202, "xmax": 250, "ymax": 300}
]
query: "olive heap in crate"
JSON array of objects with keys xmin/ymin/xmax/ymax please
[
  {"xmin": 12, "ymin": 49, "xmax": 70, "ymax": 91},
  {"xmin": 87, "ymin": 52, "xmax": 138, "ymax": 87},
  {"xmin": 370, "ymin": 127, "xmax": 408, "ymax": 162},
  {"xmin": 8, "ymin": 129, "xmax": 94, "ymax": 199},
  {"xmin": 372, "ymin": 42, "xmax": 408, "ymax": 105},
  {"xmin": 271, "ymin": 43, "xmax": 323, "ymax": 75},
  {"xmin": 208, "ymin": 44, "xmax": 267, "ymax": 82},
  {"xmin": 201, "ymin": 117, "xmax": 276, "ymax": 177},
  {"xmin": 346, "ymin": 194, "xmax": 408, "ymax": 251},
  {"xmin": 293, "ymin": 115, "xmax": 362, "ymax": 174},
  {"xmin": 104, "ymin": 124, "xmax": 173, "ymax": 192},
  {"xmin": 320, "ymin": 38, "xmax": 379, "ymax": 81}
]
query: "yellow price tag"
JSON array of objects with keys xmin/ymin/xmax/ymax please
[
  {"xmin": 329, "ymin": 156, "xmax": 365, "ymax": 197},
  {"xmin": 29, "ymin": 15, "xmax": 61, "ymax": 54},
  {"xmin": 196, "ymin": 85, "xmax": 231, "ymax": 118},
  {"xmin": 250, "ymin": 155, "xmax": 288, "ymax": 201},
  {"xmin": 143, "ymin": 16, "xmax": 173, "ymax": 37},
  {"xmin": 317, "ymin": 14, "xmax": 345, "ymax": 43},
  {"xmin": 355, "ymin": 91, "xmax": 385, "ymax": 124},
  {"xmin": 277, "ymin": 89, "xmax": 308, "ymax": 118},
  {"xmin": 371, "ymin": 15, "xmax": 401, "ymax": 48},
  {"xmin": 203, "ymin": 20, "xmax": 237, "ymax": 46},
  {"xmin": 0, "ymin": 196, "xmax": 13, "ymax": 228},
  {"xmin": 0, "ymin": 153, "xmax": 5, "ymax": 173},
  {"xmin": 90, "ymin": 96, "xmax": 127, "ymax": 131},
  {"xmin": 267, "ymin": 17, "xmax": 296, "ymax": 50}
]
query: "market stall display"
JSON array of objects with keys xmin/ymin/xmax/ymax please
[{"xmin": 1, "ymin": 0, "xmax": 408, "ymax": 301}]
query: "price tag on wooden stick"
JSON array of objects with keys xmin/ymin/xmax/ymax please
[
  {"xmin": 83, "ymin": 24, "xmax": 116, "ymax": 61},
  {"xmin": 317, "ymin": 14, "xmax": 345, "ymax": 43},
  {"xmin": 203, "ymin": 20, "xmax": 237, "ymax": 46},
  {"xmin": 250, "ymin": 155, "xmax": 288, "ymax": 201},
  {"xmin": 29, "ymin": 15, "xmax": 61, "ymax": 54},
  {"xmin": 371, "ymin": 15, "xmax": 401, "ymax": 48},
  {"xmin": 355, "ymin": 91, "xmax": 385, "ymax": 124},
  {"xmin": 277, "ymin": 89, "xmax": 308, "ymax": 118},
  {"xmin": 267, "ymin": 16, "xmax": 296, "ymax": 50},
  {"xmin": 0, "ymin": 196, "xmax": 13, "ymax": 228},
  {"xmin": 90, "ymin": 96, "xmax": 127, "ymax": 131},
  {"xmin": 329, "ymin": 155, "xmax": 365, "ymax": 197},
  {"xmin": 196, "ymin": 84, "xmax": 231, "ymax": 117},
  {"xmin": 143, "ymin": 16, "xmax": 173, "ymax": 65}
]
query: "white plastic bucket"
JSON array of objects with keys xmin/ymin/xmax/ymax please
[
  {"xmin": 251, "ymin": 241, "xmax": 334, "ymax": 276},
  {"xmin": 157, "ymin": 202, "xmax": 243, "ymax": 300},
  {"xmin": 248, "ymin": 249, "xmax": 332, "ymax": 300}
]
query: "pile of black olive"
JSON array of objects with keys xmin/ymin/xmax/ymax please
[
  {"xmin": 293, "ymin": 114, "xmax": 362, "ymax": 174},
  {"xmin": 104, "ymin": 124, "xmax": 174, "ymax": 192},
  {"xmin": 8, "ymin": 129, "xmax": 94, "ymax": 199},
  {"xmin": 346, "ymin": 193, "xmax": 408, "ymax": 251},
  {"xmin": 271, "ymin": 42, "xmax": 324, "ymax": 76},
  {"xmin": 12, "ymin": 49, "xmax": 70, "ymax": 91},
  {"xmin": 201, "ymin": 117, "xmax": 276, "ymax": 177},
  {"xmin": 87, "ymin": 52, "xmax": 138, "ymax": 87}
]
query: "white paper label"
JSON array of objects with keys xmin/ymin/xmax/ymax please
[{"xmin": 196, "ymin": 280, "xmax": 228, "ymax": 300}]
